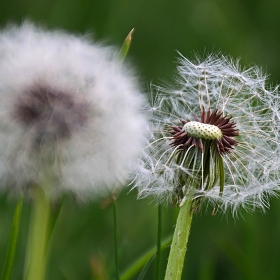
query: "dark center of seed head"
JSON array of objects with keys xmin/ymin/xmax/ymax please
[{"xmin": 14, "ymin": 85, "xmax": 89, "ymax": 140}]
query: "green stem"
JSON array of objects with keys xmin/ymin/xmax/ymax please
[
  {"xmin": 0, "ymin": 197, "xmax": 22, "ymax": 280},
  {"xmin": 164, "ymin": 198, "xmax": 193, "ymax": 280},
  {"xmin": 154, "ymin": 204, "xmax": 162, "ymax": 280},
  {"xmin": 23, "ymin": 186, "xmax": 51, "ymax": 280},
  {"xmin": 113, "ymin": 202, "xmax": 120, "ymax": 280}
]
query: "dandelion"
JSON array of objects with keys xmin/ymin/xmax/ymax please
[
  {"xmin": 0, "ymin": 23, "xmax": 147, "ymax": 280},
  {"xmin": 134, "ymin": 53, "xmax": 280, "ymax": 214},
  {"xmin": 132, "ymin": 53, "xmax": 280, "ymax": 279},
  {"xmin": 0, "ymin": 23, "xmax": 147, "ymax": 200}
]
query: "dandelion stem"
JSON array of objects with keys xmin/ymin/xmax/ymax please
[
  {"xmin": 113, "ymin": 201, "xmax": 120, "ymax": 280},
  {"xmin": 155, "ymin": 204, "xmax": 162, "ymax": 280},
  {"xmin": 24, "ymin": 185, "xmax": 51, "ymax": 280},
  {"xmin": 164, "ymin": 197, "xmax": 193, "ymax": 280}
]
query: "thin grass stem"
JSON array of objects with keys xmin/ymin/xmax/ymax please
[
  {"xmin": 120, "ymin": 236, "xmax": 172, "ymax": 280},
  {"xmin": 154, "ymin": 204, "xmax": 162, "ymax": 280},
  {"xmin": 113, "ymin": 201, "xmax": 120, "ymax": 280}
]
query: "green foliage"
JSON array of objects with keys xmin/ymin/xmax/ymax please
[{"xmin": 0, "ymin": 198, "xmax": 22, "ymax": 280}]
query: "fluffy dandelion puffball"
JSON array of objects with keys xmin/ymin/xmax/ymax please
[
  {"xmin": 0, "ymin": 23, "xmax": 147, "ymax": 199},
  {"xmin": 133, "ymin": 53, "xmax": 280, "ymax": 213}
]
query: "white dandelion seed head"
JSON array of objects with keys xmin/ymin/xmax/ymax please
[
  {"xmin": 132, "ymin": 52, "xmax": 280, "ymax": 215},
  {"xmin": 0, "ymin": 22, "xmax": 147, "ymax": 200}
]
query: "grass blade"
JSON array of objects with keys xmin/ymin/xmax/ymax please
[{"xmin": 0, "ymin": 197, "xmax": 23, "ymax": 280}]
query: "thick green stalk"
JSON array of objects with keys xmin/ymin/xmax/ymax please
[
  {"xmin": 164, "ymin": 198, "xmax": 193, "ymax": 280},
  {"xmin": 23, "ymin": 186, "xmax": 51, "ymax": 280}
]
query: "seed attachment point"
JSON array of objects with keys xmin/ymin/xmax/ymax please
[{"xmin": 183, "ymin": 121, "xmax": 223, "ymax": 140}]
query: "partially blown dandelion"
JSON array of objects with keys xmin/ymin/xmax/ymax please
[
  {"xmin": 0, "ymin": 23, "xmax": 147, "ymax": 199},
  {"xmin": 134, "ymin": 53, "xmax": 280, "ymax": 214}
]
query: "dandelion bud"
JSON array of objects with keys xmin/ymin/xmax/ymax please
[{"xmin": 0, "ymin": 23, "xmax": 147, "ymax": 200}]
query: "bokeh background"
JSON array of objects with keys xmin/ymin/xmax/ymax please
[{"xmin": 0, "ymin": 0, "xmax": 280, "ymax": 279}]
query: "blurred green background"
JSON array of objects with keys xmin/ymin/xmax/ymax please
[{"xmin": 0, "ymin": 0, "xmax": 280, "ymax": 279}]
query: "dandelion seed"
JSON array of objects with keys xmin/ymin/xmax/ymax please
[
  {"xmin": 0, "ymin": 23, "xmax": 147, "ymax": 200},
  {"xmin": 133, "ymin": 53, "xmax": 280, "ymax": 214}
]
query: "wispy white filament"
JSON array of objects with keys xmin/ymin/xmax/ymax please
[
  {"xmin": 133, "ymin": 53, "xmax": 280, "ymax": 214},
  {"xmin": 0, "ymin": 23, "xmax": 147, "ymax": 200}
]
